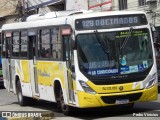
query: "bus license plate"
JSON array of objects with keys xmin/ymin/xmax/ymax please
[{"xmin": 115, "ymin": 99, "xmax": 129, "ymax": 104}]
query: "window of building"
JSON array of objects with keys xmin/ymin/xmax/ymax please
[
  {"xmin": 119, "ymin": 0, "xmax": 128, "ymax": 10},
  {"xmin": 138, "ymin": 0, "xmax": 146, "ymax": 6},
  {"xmin": 12, "ymin": 32, "xmax": 19, "ymax": 57},
  {"xmin": 20, "ymin": 31, "xmax": 28, "ymax": 58}
]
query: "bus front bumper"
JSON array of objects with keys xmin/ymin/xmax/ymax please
[{"xmin": 77, "ymin": 84, "xmax": 158, "ymax": 108}]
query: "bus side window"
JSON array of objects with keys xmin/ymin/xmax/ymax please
[
  {"xmin": 51, "ymin": 27, "xmax": 62, "ymax": 60},
  {"xmin": 12, "ymin": 32, "xmax": 20, "ymax": 58},
  {"xmin": 20, "ymin": 31, "xmax": 28, "ymax": 58},
  {"xmin": 52, "ymin": 44, "xmax": 61, "ymax": 59},
  {"xmin": 2, "ymin": 33, "xmax": 6, "ymax": 57},
  {"xmin": 40, "ymin": 29, "xmax": 51, "ymax": 59}
]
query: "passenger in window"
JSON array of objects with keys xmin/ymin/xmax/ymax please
[
  {"xmin": 41, "ymin": 48, "xmax": 46, "ymax": 57},
  {"xmin": 45, "ymin": 48, "xmax": 51, "ymax": 58},
  {"xmin": 52, "ymin": 49, "xmax": 57, "ymax": 59},
  {"xmin": 8, "ymin": 50, "xmax": 10, "ymax": 57}
]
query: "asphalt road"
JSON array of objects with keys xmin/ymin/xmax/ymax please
[{"xmin": 0, "ymin": 85, "xmax": 160, "ymax": 120}]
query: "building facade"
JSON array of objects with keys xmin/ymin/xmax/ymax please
[
  {"xmin": 112, "ymin": 0, "xmax": 160, "ymax": 27},
  {"xmin": 0, "ymin": 0, "xmax": 19, "ymax": 28},
  {"xmin": 0, "ymin": 0, "xmax": 160, "ymax": 31},
  {"xmin": 26, "ymin": 0, "xmax": 65, "ymax": 14}
]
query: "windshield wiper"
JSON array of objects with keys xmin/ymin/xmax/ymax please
[
  {"xmin": 120, "ymin": 27, "xmax": 134, "ymax": 53},
  {"xmin": 94, "ymin": 30, "xmax": 112, "ymax": 67},
  {"xmin": 94, "ymin": 30, "xmax": 110, "ymax": 54}
]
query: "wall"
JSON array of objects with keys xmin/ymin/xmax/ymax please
[
  {"xmin": 26, "ymin": 0, "xmax": 64, "ymax": 14},
  {"xmin": 66, "ymin": 0, "xmax": 88, "ymax": 10},
  {"xmin": 88, "ymin": 0, "xmax": 112, "ymax": 11},
  {"xmin": 0, "ymin": 0, "xmax": 18, "ymax": 27},
  {"xmin": 0, "ymin": 0, "xmax": 18, "ymax": 17}
]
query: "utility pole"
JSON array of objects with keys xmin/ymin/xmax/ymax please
[
  {"xmin": 16, "ymin": 0, "xmax": 23, "ymax": 22},
  {"xmin": 15, "ymin": 0, "xmax": 26, "ymax": 22},
  {"xmin": 23, "ymin": 0, "xmax": 28, "ymax": 21}
]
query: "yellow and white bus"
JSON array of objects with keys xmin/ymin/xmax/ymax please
[{"xmin": 1, "ymin": 10, "xmax": 158, "ymax": 115}]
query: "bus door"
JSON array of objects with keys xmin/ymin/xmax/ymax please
[
  {"xmin": 5, "ymin": 34, "xmax": 13, "ymax": 91},
  {"xmin": 63, "ymin": 35, "xmax": 76, "ymax": 104},
  {"xmin": 28, "ymin": 30, "xmax": 39, "ymax": 97}
]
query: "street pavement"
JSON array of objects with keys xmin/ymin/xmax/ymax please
[{"xmin": 0, "ymin": 86, "xmax": 160, "ymax": 120}]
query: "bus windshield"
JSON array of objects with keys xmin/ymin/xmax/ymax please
[{"xmin": 77, "ymin": 28, "xmax": 153, "ymax": 76}]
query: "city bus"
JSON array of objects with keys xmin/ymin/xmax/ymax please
[
  {"xmin": 1, "ymin": 10, "xmax": 158, "ymax": 115},
  {"xmin": 0, "ymin": 29, "xmax": 3, "ymax": 86}
]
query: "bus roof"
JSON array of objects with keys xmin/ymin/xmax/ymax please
[{"xmin": 2, "ymin": 11, "xmax": 146, "ymax": 31}]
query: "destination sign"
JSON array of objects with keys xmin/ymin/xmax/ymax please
[{"xmin": 75, "ymin": 14, "xmax": 147, "ymax": 30}]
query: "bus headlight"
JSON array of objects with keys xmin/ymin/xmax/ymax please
[
  {"xmin": 145, "ymin": 73, "xmax": 157, "ymax": 89},
  {"xmin": 79, "ymin": 80, "xmax": 96, "ymax": 94}
]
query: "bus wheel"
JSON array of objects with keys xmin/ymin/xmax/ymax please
[
  {"xmin": 16, "ymin": 81, "xmax": 29, "ymax": 106},
  {"xmin": 59, "ymin": 89, "xmax": 72, "ymax": 115}
]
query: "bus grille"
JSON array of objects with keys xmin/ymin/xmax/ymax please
[{"xmin": 101, "ymin": 92, "xmax": 142, "ymax": 104}]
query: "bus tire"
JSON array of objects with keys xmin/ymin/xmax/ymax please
[
  {"xmin": 16, "ymin": 80, "xmax": 30, "ymax": 106},
  {"xmin": 59, "ymin": 89, "xmax": 72, "ymax": 115}
]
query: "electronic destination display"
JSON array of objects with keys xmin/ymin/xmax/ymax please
[{"xmin": 75, "ymin": 14, "xmax": 147, "ymax": 30}]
